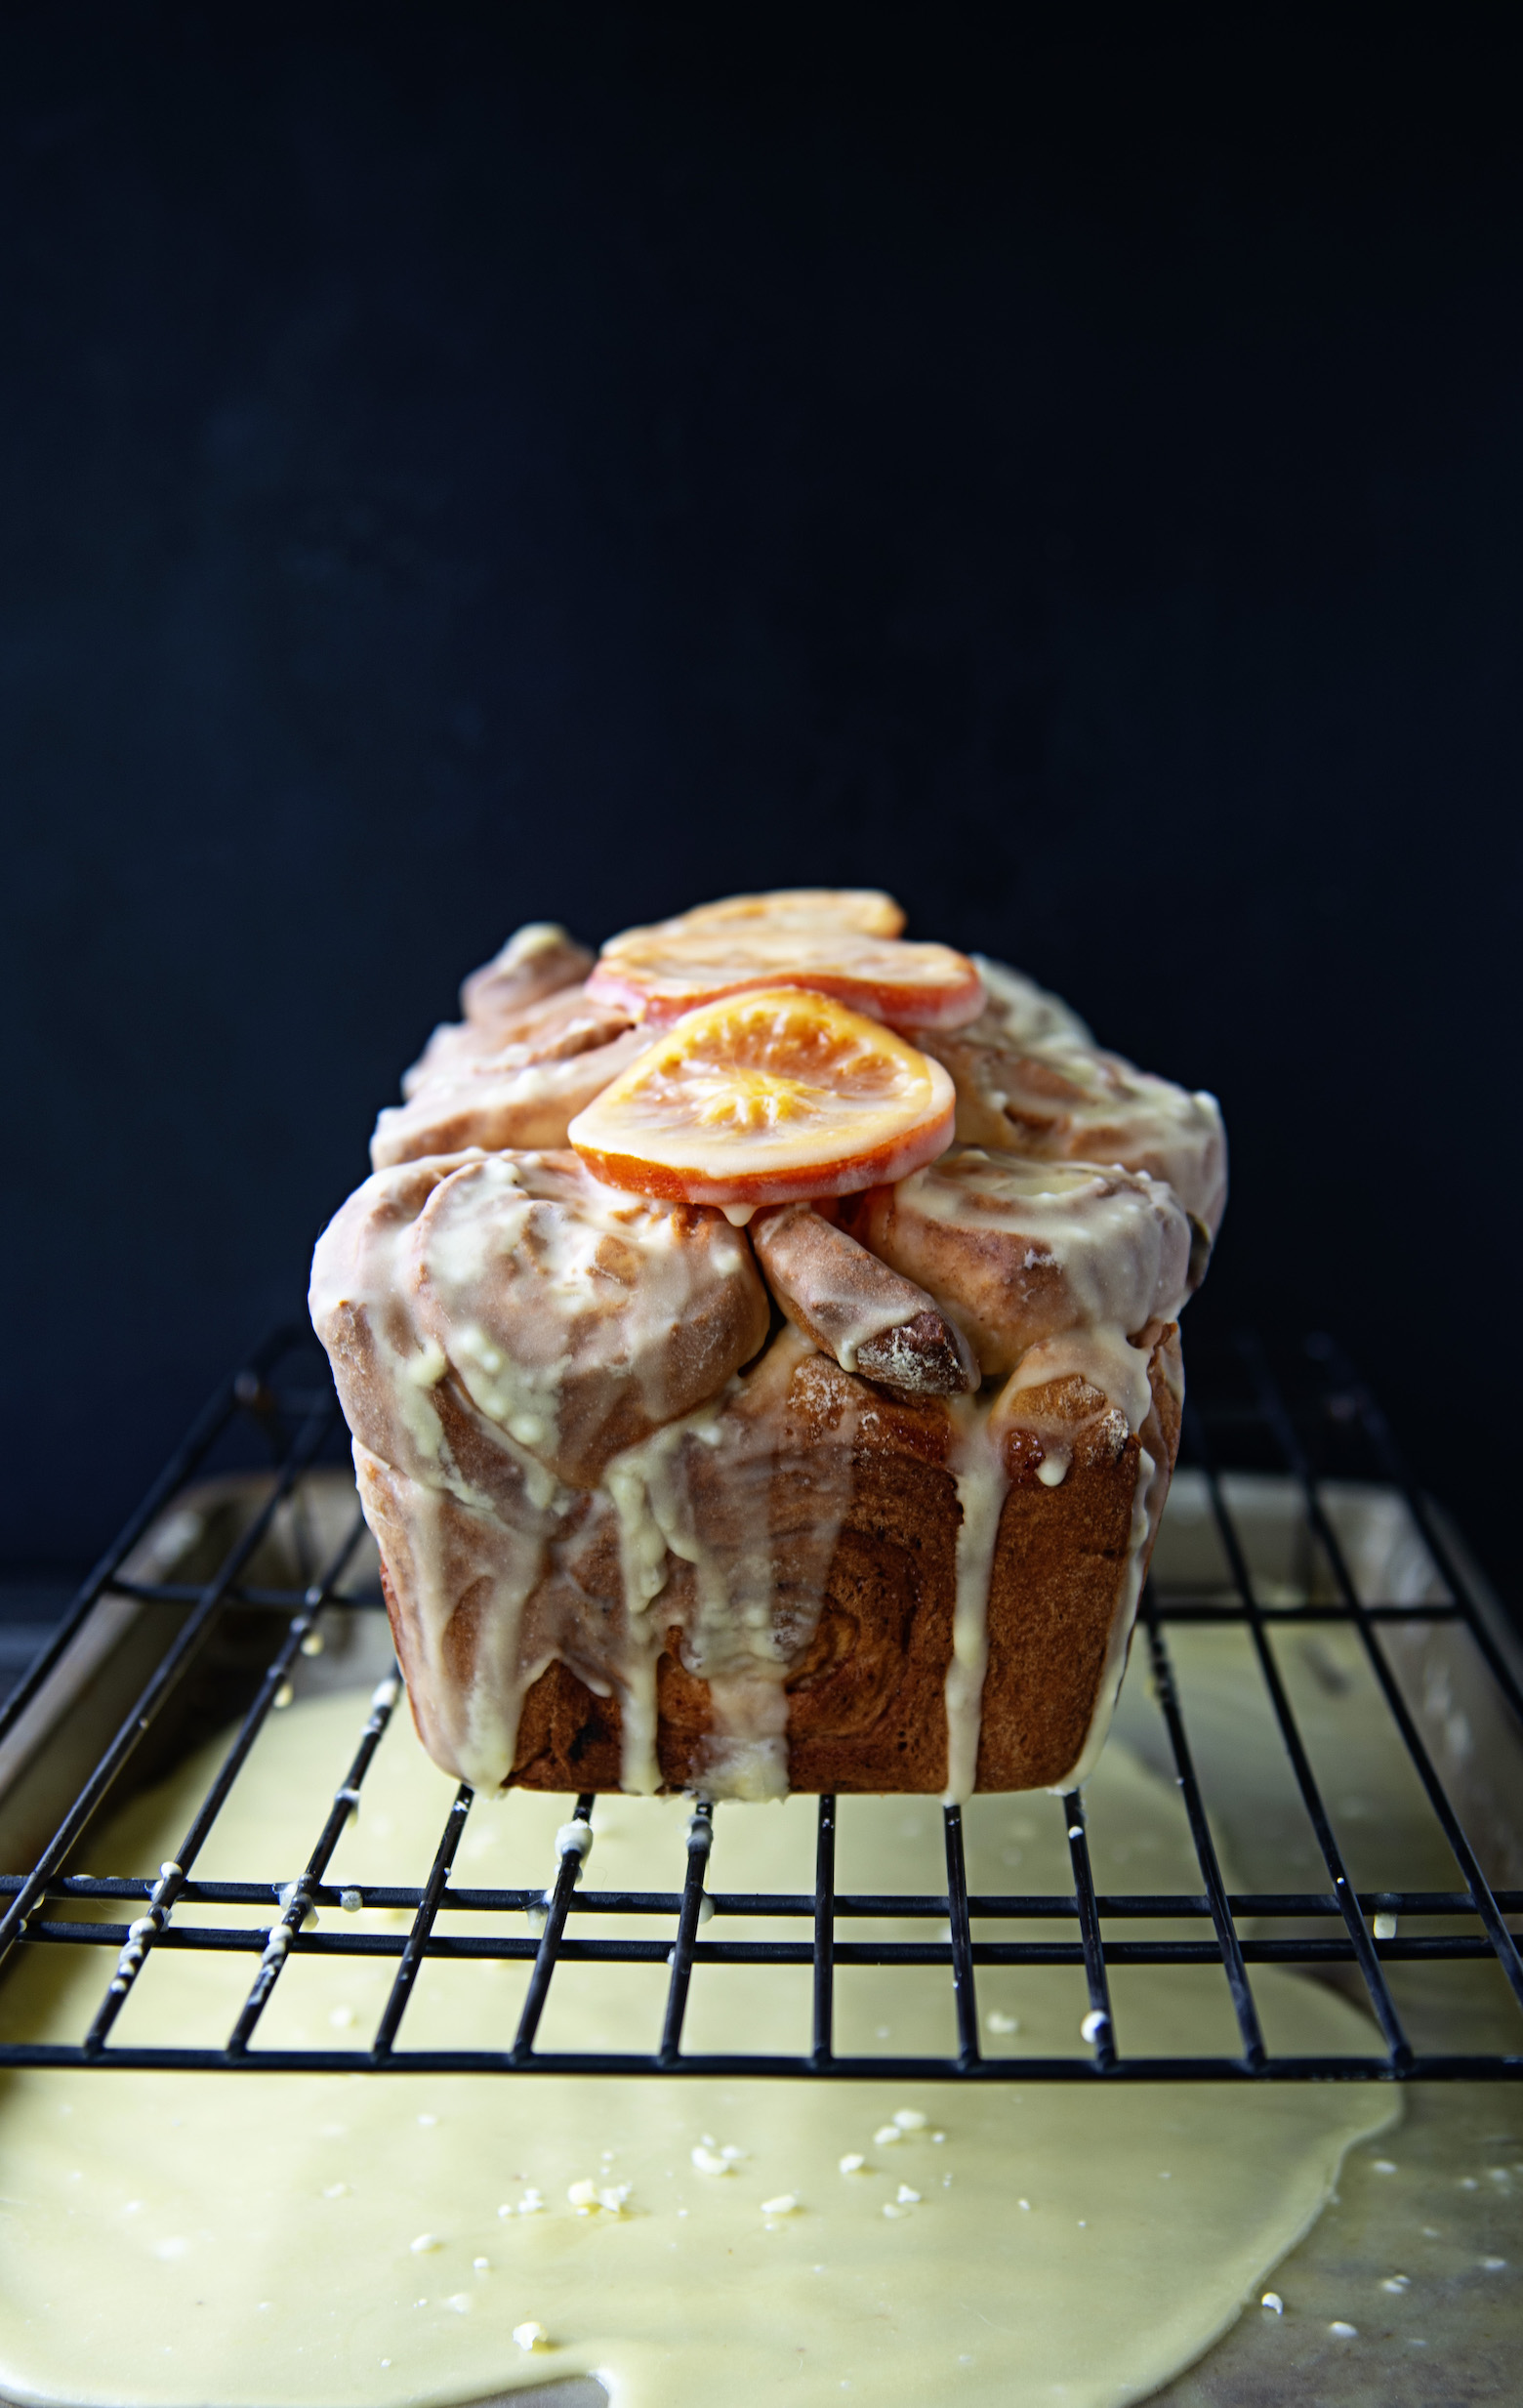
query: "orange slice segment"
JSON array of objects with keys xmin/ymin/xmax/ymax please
[
  {"xmin": 625, "ymin": 887, "xmax": 907, "ymax": 941},
  {"xmin": 586, "ymin": 922, "xmax": 984, "ymax": 1031},
  {"xmin": 568, "ymin": 988, "xmax": 956, "ymax": 1206}
]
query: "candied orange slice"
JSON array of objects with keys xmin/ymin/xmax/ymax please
[
  {"xmin": 568, "ymin": 988, "xmax": 956, "ymax": 1206},
  {"xmin": 626, "ymin": 887, "xmax": 907, "ymax": 941},
  {"xmin": 586, "ymin": 918, "xmax": 983, "ymax": 1031}
]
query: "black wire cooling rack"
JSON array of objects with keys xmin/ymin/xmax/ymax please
[{"xmin": 1, "ymin": 1329, "xmax": 1520, "ymax": 2084}]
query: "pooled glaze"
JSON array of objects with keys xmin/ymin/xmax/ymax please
[{"xmin": 0, "ymin": 1690, "xmax": 1395, "ymax": 2408}]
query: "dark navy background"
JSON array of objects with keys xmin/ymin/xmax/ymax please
[{"xmin": 4, "ymin": 13, "xmax": 1520, "ymax": 1613}]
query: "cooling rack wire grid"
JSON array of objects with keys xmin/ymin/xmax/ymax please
[{"xmin": 1, "ymin": 1329, "xmax": 1519, "ymax": 2084}]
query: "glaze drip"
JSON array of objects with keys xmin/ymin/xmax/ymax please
[{"xmin": 941, "ymin": 1394, "xmax": 1011, "ymax": 1805}]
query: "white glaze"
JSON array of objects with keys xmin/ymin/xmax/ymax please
[
  {"xmin": 0, "ymin": 1694, "xmax": 1396, "ymax": 2408},
  {"xmin": 603, "ymin": 1405, "xmax": 724, "ymax": 1796},
  {"xmin": 315, "ymin": 1148, "xmax": 851, "ymax": 1801},
  {"xmin": 309, "ymin": 1158, "xmax": 499, "ymax": 1509},
  {"xmin": 416, "ymin": 1152, "xmax": 692, "ymax": 1448},
  {"xmin": 993, "ymin": 1324, "xmax": 1157, "ymax": 1440},
  {"xmin": 602, "ymin": 1333, "xmax": 861, "ymax": 1800},
  {"xmin": 985, "ymin": 1325, "xmax": 1181, "ymax": 1793},
  {"xmin": 312, "ymin": 1152, "xmax": 770, "ymax": 1794},
  {"xmin": 352, "ymin": 1445, "xmax": 556, "ymax": 1793},
  {"xmin": 807, "ymin": 1273, "xmax": 910, "ymax": 1375},
  {"xmin": 905, "ymin": 1152, "xmax": 1188, "ymax": 1339},
  {"xmin": 941, "ymin": 1395, "xmax": 1011, "ymax": 1805},
  {"xmin": 923, "ymin": 1019, "xmax": 1227, "ymax": 1240},
  {"xmin": 859, "ymin": 1148, "xmax": 1191, "ymax": 1382},
  {"xmin": 378, "ymin": 1026, "xmax": 651, "ymax": 1169}
]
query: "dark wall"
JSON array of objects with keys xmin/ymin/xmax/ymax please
[{"xmin": 4, "ymin": 12, "xmax": 1521, "ymax": 1605}]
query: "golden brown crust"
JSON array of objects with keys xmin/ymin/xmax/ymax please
[
  {"xmin": 377, "ymin": 1323, "xmax": 1182, "ymax": 1795},
  {"xmin": 974, "ymin": 1324, "xmax": 1182, "ymax": 1788}
]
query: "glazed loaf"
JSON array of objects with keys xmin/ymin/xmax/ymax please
[{"xmin": 311, "ymin": 895, "xmax": 1221, "ymax": 1801}]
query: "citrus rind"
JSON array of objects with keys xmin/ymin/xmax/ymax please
[{"xmin": 569, "ymin": 987, "xmax": 956, "ymax": 1206}]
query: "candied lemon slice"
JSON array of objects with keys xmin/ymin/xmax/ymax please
[
  {"xmin": 608, "ymin": 888, "xmax": 907, "ymax": 943},
  {"xmin": 587, "ymin": 920, "xmax": 983, "ymax": 1031},
  {"xmin": 568, "ymin": 988, "xmax": 956, "ymax": 1205}
]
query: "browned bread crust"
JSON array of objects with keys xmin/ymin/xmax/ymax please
[{"xmin": 378, "ymin": 1322, "xmax": 1181, "ymax": 1796}]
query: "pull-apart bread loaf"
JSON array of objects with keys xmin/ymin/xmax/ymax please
[{"xmin": 311, "ymin": 890, "xmax": 1225, "ymax": 1801}]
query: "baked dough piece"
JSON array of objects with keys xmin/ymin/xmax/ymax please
[
  {"xmin": 369, "ymin": 922, "xmax": 649, "ymax": 1169},
  {"xmin": 399, "ymin": 983, "xmax": 634, "ymax": 1100},
  {"xmin": 456, "ymin": 920, "xmax": 592, "ymax": 1023},
  {"xmin": 497, "ymin": 1320, "xmax": 1181, "ymax": 1797},
  {"xmin": 313, "ymin": 896, "xmax": 1218, "ymax": 1800},
  {"xmin": 920, "ymin": 1018, "xmax": 1226, "ymax": 1244},
  {"xmin": 841, "ymin": 1149, "xmax": 1192, "ymax": 1374},
  {"xmin": 372, "ymin": 1015, "xmax": 648, "ymax": 1169},
  {"xmin": 750, "ymin": 1202, "xmax": 976, "ymax": 1396},
  {"xmin": 313, "ymin": 1149, "xmax": 770, "ymax": 1490}
]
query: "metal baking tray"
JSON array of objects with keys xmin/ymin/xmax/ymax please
[{"xmin": 1, "ymin": 1331, "xmax": 1520, "ymax": 2402}]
